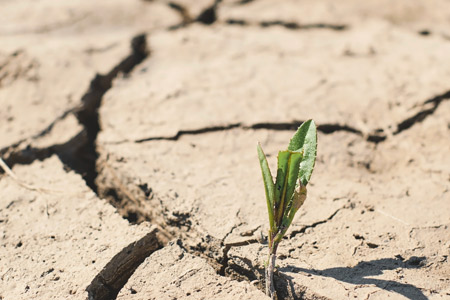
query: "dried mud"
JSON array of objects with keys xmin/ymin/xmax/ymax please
[{"xmin": 1, "ymin": 1, "xmax": 449, "ymax": 300}]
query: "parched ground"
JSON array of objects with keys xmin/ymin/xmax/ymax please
[{"xmin": 1, "ymin": 1, "xmax": 449, "ymax": 299}]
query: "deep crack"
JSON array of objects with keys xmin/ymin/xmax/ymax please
[
  {"xmin": 0, "ymin": 34, "xmax": 149, "ymax": 193},
  {"xmin": 75, "ymin": 33, "xmax": 148, "ymax": 192},
  {"xmin": 1, "ymin": 130, "xmax": 88, "ymax": 173},
  {"xmin": 96, "ymin": 157, "xmax": 267, "ymax": 295},
  {"xmin": 96, "ymin": 158, "xmax": 330, "ymax": 299},
  {"xmin": 0, "ymin": 107, "xmax": 77, "ymax": 171}
]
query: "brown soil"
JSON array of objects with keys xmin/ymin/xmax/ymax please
[{"xmin": 1, "ymin": 1, "xmax": 449, "ymax": 299}]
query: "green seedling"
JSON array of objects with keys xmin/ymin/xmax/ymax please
[{"xmin": 257, "ymin": 119, "xmax": 317, "ymax": 299}]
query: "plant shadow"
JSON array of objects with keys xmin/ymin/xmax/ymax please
[{"xmin": 280, "ymin": 256, "xmax": 429, "ymax": 300}]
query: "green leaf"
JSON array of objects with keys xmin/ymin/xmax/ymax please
[
  {"xmin": 274, "ymin": 151, "xmax": 289, "ymax": 207},
  {"xmin": 284, "ymin": 152, "xmax": 303, "ymax": 215},
  {"xmin": 287, "ymin": 120, "xmax": 317, "ymax": 186},
  {"xmin": 257, "ymin": 143, "xmax": 275, "ymax": 230},
  {"xmin": 274, "ymin": 150, "xmax": 302, "ymax": 225}
]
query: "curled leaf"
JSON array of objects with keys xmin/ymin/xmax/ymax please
[
  {"xmin": 278, "ymin": 184, "xmax": 307, "ymax": 240},
  {"xmin": 291, "ymin": 184, "xmax": 307, "ymax": 213}
]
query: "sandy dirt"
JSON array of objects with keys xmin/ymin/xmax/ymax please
[{"xmin": 1, "ymin": 1, "xmax": 449, "ymax": 299}]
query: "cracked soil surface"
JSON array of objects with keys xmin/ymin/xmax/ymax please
[{"xmin": 1, "ymin": 1, "xmax": 449, "ymax": 299}]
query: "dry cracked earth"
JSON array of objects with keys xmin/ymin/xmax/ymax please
[{"xmin": 1, "ymin": 1, "xmax": 450, "ymax": 299}]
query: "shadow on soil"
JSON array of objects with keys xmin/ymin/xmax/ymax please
[{"xmin": 281, "ymin": 256, "xmax": 428, "ymax": 300}]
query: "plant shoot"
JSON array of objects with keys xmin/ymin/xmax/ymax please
[{"xmin": 257, "ymin": 119, "xmax": 317, "ymax": 299}]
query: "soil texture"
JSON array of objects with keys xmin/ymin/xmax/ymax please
[{"xmin": 1, "ymin": 1, "xmax": 449, "ymax": 299}]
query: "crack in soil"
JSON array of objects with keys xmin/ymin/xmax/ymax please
[
  {"xmin": 125, "ymin": 86, "xmax": 450, "ymax": 145},
  {"xmin": 75, "ymin": 33, "xmax": 148, "ymax": 192},
  {"xmin": 2, "ymin": 4, "xmax": 448, "ymax": 299},
  {"xmin": 237, "ymin": 0, "xmax": 256, "ymax": 5},
  {"xmin": 98, "ymin": 157, "xmax": 266, "ymax": 294},
  {"xmin": 1, "ymin": 130, "xmax": 87, "ymax": 172},
  {"xmin": 96, "ymin": 155, "xmax": 337, "ymax": 299},
  {"xmin": 135, "ymin": 123, "xmax": 242, "ymax": 142},
  {"xmin": 251, "ymin": 122, "xmax": 362, "ymax": 135},
  {"xmin": 225, "ymin": 19, "xmax": 348, "ymax": 31},
  {"xmin": 394, "ymin": 89, "xmax": 450, "ymax": 135},
  {"xmin": 0, "ymin": 107, "xmax": 75, "ymax": 167},
  {"xmin": 96, "ymin": 156, "xmax": 272, "ymax": 295},
  {"xmin": 1, "ymin": 33, "xmax": 148, "ymax": 189},
  {"xmin": 2, "ymin": 23, "xmax": 447, "ymax": 300},
  {"xmin": 133, "ymin": 121, "xmax": 363, "ymax": 143},
  {"xmin": 0, "ymin": 35, "xmax": 152, "ymax": 300},
  {"xmin": 289, "ymin": 206, "xmax": 344, "ymax": 239},
  {"xmin": 167, "ymin": 0, "xmax": 221, "ymax": 30},
  {"xmin": 196, "ymin": 0, "xmax": 221, "ymax": 25},
  {"xmin": 166, "ymin": 0, "xmax": 347, "ymax": 33}
]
